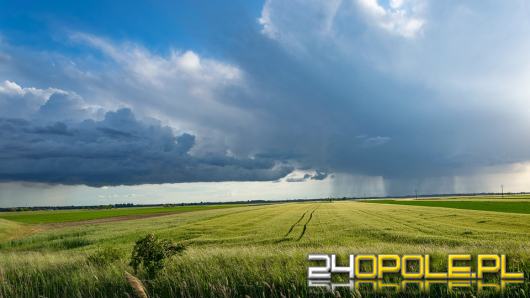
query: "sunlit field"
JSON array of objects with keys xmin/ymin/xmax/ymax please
[
  {"xmin": 363, "ymin": 196, "xmax": 530, "ymax": 214},
  {"xmin": 0, "ymin": 198, "xmax": 529, "ymax": 297},
  {"xmin": 0, "ymin": 205, "xmax": 240, "ymax": 224}
]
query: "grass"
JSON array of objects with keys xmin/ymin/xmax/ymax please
[
  {"xmin": 0, "ymin": 200, "xmax": 528, "ymax": 297},
  {"xmin": 0, "ymin": 218, "xmax": 35, "ymax": 240},
  {"xmin": 0, "ymin": 204, "xmax": 241, "ymax": 224},
  {"xmin": 363, "ymin": 199, "xmax": 530, "ymax": 214}
]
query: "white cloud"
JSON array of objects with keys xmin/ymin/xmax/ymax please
[
  {"xmin": 64, "ymin": 32, "xmax": 253, "ymax": 156},
  {"xmin": 177, "ymin": 51, "xmax": 201, "ymax": 72},
  {"xmin": 356, "ymin": 0, "xmax": 425, "ymax": 38},
  {"xmin": 0, "ymin": 80, "xmax": 62, "ymax": 98},
  {"xmin": 259, "ymin": 0, "xmax": 425, "ymax": 42},
  {"xmin": 257, "ymin": 0, "xmax": 343, "ymax": 54},
  {"xmin": 258, "ymin": 0, "xmax": 277, "ymax": 39},
  {"xmin": 71, "ymin": 33, "xmax": 241, "ymax": 88},
  {"xmin": 0, "ymin": 80, "xmax": 68, "ymax": 118},
  {"xmin": 0, "ymin": 80, "xmax": 105, "ymax": 121},
  {"xmin": 390, "ymin": 0, "xmax": 404, "ymax": 9}
]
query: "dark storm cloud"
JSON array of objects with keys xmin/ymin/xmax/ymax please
[
  {"xmin": 311, "ymin": 171, "xmax": 328, "ymax": 181},
  {"xmin": 2, "ymin": 1, "xmax": 530, "ymax": 193},
  {"xmin": 204, "ymin": 0, "xmax": 530, "ymax": 185},
  {"xmin": 0, "ymin": 90, "xmax": 292, "ymax": 186}
]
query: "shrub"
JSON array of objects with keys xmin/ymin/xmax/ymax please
[
  {"xmin": 87, "ymin": 247, "xmax": 122, "ymax": 265},
  {"xmin": 129, "ymin": 234, "xmax": 185, "ymax": 278}
]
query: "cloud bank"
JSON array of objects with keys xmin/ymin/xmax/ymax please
[
  {"xmin": 0, "ymin": 81, "xmax": 292, "ymax": 186},
  {"xmin": 2, "ymin": 1, "xmax": 530, "ymax": 194}
]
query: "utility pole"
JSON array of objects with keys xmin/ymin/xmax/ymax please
[
  {"xmin": 415, "ymin": 189, "xmax": 418, "ymax": 199},
  {"xmin": 501, "ymin": 185, "xmax": 504, "ymax": 198}
]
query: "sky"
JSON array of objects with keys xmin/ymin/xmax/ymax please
[{"xmin": 2, "ymin": 0, "xmax": 530, "ymax": 207}]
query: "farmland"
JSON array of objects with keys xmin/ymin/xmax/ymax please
[
  {"xmin": 0, "ymin": 204, "xmax": 240, "ymax": 224},
  {"xmin": 0, "ymin": 199, "xmax": 528, "ymax": 297},
  {"xmin": 363, "ymin": 198, "xmax": 530, "ymax": 214}
]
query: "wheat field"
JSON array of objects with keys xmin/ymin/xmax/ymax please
[{"xmin": 0, "ymin": 200, "xmax": 529, "ymax": 297}]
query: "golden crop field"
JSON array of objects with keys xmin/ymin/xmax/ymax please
[{"xmin": 0, "ymin": 200, "xmax": 528, "ymax": 297}]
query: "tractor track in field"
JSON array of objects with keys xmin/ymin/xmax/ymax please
[
  {"xmin": 284, "ymin": 210, "xmax": 308, "ymax": 237},
  {"xmin": 297, "ymin": 205, "xmax": 320, "ymax": 241}
]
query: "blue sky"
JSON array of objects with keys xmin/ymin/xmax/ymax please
[
  {"xmin": 2, "ymin": 1, "xmax": 530, "ymax": 206},
  {"xmin": 0, "ymin": 0, "xmax": 262, "ymax": 50}
]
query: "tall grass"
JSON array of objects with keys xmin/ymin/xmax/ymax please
[{"xmin": 0, "ymin": 202, "xmax": 528, "ymax": 297}]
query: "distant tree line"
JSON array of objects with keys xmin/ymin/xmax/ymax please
[{"xmin": 1, "ymin": 191, "xmax": 529, "ymax": 212}]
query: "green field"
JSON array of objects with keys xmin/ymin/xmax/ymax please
[
  {"xmin": 0, "ymin": 199, "xmax": 529, "ymax": 297},
  {"xmin": 364, "ymin": 199, "xmax": 530, "ymax": 214},
  {"xmin": 0, "ymin": 205, "xmax": 240, "ymax": 224}
]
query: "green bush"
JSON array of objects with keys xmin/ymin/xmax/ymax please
[
  {"xmin": 87, "ymin": 247, "xmax": 122, "ymax": 265},
  {"xmin": 129, "ymin": 233, "xmax": 185, "ymax": 278}
]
